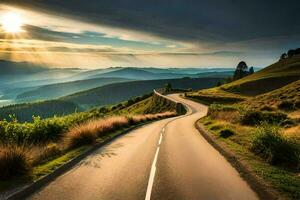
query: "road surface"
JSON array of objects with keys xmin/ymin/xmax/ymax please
[{"xmin": 28, "ymin": 94, "xmax": 258, "ymax": 200}]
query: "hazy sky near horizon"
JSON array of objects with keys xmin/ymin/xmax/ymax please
[{"xmin": 0, "ymin": 0, "xmax": 299, "ymax": 69}]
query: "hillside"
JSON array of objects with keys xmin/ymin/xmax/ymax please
[
  {"xmin": 15, "ymin": 77, "xmax": 132, "ymax": 102},
  {"xmin": 187, "ymin": 55, "xmax": 300, "ymax": 103},
  {"xmin": 222, "ymin": 55, "xmax": 300, "ymax": 96},
  {"xmin": 88, "ymin": 67, "xmax": 233, "ymax": 80},
  {"xmin": 62, "ymin": 77, "xmax": 222, "ymax": 108},
  {"xmin": 0, "ymin": 100, "xmax": 79, "ymax": 122},
  {"xmin": 0, "ymin": 77, "xmax": 222, "ymax": 121},
  {"xmin": 241, "ymin": 80, "xmax": 300, "ymax": 111}
]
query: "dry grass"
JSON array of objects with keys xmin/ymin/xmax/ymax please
[
  {"xmin": 0, "ymin": 111, "xmax": 176, "ymax": 181},
  {"xmin": 63, "ymin": 112, "xmax": 176, "ymax": 149},
  {"xmin": 63, "ymin": 123, "xmax": 98, "ymax": 149},
  {"xmin": 0, "ymin": 145, "xmax": 31, "ymax": 180},
  {"xmin": 288, "ymin": 111, "xmax": 300, "ymax": 119},
  {"xmin": 210, "ymin": 110, "xmax": 240, "ymax": 122},
  {"xmin": 284, "ymin": 125, "xmax": 300, "ymax": 141},
  {"xmin": 32, "ymin": 144, "xmax": 62, "ymax": 165}
]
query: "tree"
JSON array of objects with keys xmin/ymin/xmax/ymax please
[
  {"xmin": 233, "ymin": 61, "xmax": 249, "ymax": 80},
  {"xmin": 249, "ymin": 67, "xmax": 254, "ymax": 74},
  {"xmin": 287, "ymin": 49, "xmax": 296, "ymax": 58},
  {"xmin": 216, "ymin": 81, "xmax": 222, "ymax": 87},
  {"xmin": 280, "ymin": 53, "xmax": 287, "ymax": 60},
  {"xmin": 165, "ymin": 83, "xmax": 172, "ymax": 92}
]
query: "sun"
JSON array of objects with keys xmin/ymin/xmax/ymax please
[{"xmin": 1, "ymin": 12, "xmax": 24, "ymax": 33}]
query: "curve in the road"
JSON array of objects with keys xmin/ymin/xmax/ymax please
[{"xmin": 28, "ymin": 94, "xmax": 259, "ymax": 200}]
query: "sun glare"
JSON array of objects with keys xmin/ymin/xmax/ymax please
[{"xmin": 1, "ymin": 12, "xmax": 24, "ymax": 33}]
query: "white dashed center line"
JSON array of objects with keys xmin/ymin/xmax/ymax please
[{"xmin": 145, "ymin": 126, "xmax": 165, "ymax": 200}]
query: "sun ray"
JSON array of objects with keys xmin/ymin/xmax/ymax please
[{"xmin": 1, "ymin": 12, "xmax": 23, "ymax": 33}]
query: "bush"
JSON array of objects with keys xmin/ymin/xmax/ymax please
[
  {"xmin": 0, "ymin": 145, "xmax": 31, "ymax": 180},
  {"xmin": 241, "ymin": 110, "xmax": 287, "ymax": 126},
  {"xmin": 260, "ymin": 106, "xmax": 275, "ymax": 111},
  {"xmin": 210, "ymin": 125, "xmax": 222, "ymax": 130},
  {"xmin": 64, "ymin": 124, "xmax": 97, "ymax": 149},
  {"xmin": 251, "ymin": 124, "xmax": 300, "ymax": 168},
  {"xmin": 295, "ymin": 100, "xmax": 300, "ymax": 109},
  {"xmin": 219, "ymin": 128, "xmax": 234, "ymax": 138},
  {"xmin": 278, "ymin": 101, "xmax": 295, "ymax": 111}
]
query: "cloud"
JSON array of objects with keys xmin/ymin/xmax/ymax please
[
  {"xmin": 3, "ymin": 0, "xmax": 300, "ymax": 43},
  {"xmin": 0, "ymin": 1, "xmax": 299, "ymax": 68}
]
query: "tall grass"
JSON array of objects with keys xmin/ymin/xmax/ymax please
[
  {"xmin": 251, "ymin": 124, "xmax": 300, "ymax": 169},
  {"xmin": 0, "ymin": 145, "xmax": 31, "ymax": 179},
  {"xmin": 0, "ymin": 111, "xmax": 176, "ymax": 180},
  {"xmin": 63, "ymin": 112, "xmax": 175, "ymax": 149}
]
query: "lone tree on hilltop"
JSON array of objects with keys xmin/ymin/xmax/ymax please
[
  {"xmin": 280, "ymin": 53, "xmax": 288, "ymax": 61},
  {"xmin": 233, "ymin": 61, "xmax": 249, "ymax": 80}
]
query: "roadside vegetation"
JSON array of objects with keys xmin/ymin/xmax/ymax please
[
  {"xmin": 193, "ymin": 51, "xmax": 300, "ymax": 199},
  {"xmin": 200, "ymin": 104, "xmax": 300, "ymax": 199},
  {"xmin": 0, "ymin": 92, "xmax": 177, "ymax": 192}
]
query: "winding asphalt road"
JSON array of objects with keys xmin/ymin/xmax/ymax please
[{"xmin": 28, "ymin": 94, "xmax": 259, "ymax": 200}]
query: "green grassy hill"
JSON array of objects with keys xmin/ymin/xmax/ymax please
[
  {"xmin": 0, "ymin": 100, "xmax": 79, "ymax": 122},
  {"xmin": 114, "ymin": 96, "xmax": 176, "ymax": 115},
  {"xmin": 187, "ymin": 55, "xmax": 300, "ymax": 103},
  {"xmin": 61, "ymin": 77, "xmax": 222, "ymax": 109},
  {"xmin": 241, "ymin": 80, "xmax": 300, "ymax": 111},
  {"xmin": 222, "ymin": 55, "xmax": 300, "ymax": 96},
  {"xmin": 16, "ymin": 77, "xmax": 131, "ymax": 102}
]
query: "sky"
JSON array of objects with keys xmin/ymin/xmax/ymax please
[{"xmin": 0, "ymin": 0, "xmax": 299, "ymax": 69}]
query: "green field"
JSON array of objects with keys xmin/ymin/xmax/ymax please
[{"xmin": 187, "ymin": 55, "xmax": 300, "ymax": 104}]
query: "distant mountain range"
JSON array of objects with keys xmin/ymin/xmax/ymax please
[{"xmin": 0, "ymin": 59, "xmax": 244, "ymax": 107}]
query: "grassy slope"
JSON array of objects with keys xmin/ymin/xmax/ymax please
[
  {"xmin": 241, "ymin": 80, "xmax": 300, "ymax": 110},
  {"xmin": 200, "ymin": 116, "xmax": 300, "ymax": 199},
  {"xmin": 113, "ymin": 96, "xmax": 176, "ymax": 115},
  {"xmin": 222, "ymin": 55, "xmax": 300, "ymax": 96},
  {"xmin": 62, "ymin": 77, "xmax": 222, "ymax": 108},
  {"xmin": 16, "ymin": 77, "xmax": 132, "ymax": 101},
  {"xmin": 188, "ymin": 55, "xmax": 300, "ymax": 103},
  {"xmin": 0, "ymin": 100, "xmax": 79, "ymax": 122}
]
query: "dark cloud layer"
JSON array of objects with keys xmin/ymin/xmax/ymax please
[{"xmin": 4, "ymin": 0, "xmax": 300, "ymax": 45}]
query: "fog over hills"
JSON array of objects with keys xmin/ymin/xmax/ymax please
[{"xmin": 0, "ymin": 60, "xmax": 237, "ymax": 107}]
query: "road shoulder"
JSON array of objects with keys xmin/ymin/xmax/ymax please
[{"xmin": 195, "ymin": 121, "xmax": 279, "ymax": 200}]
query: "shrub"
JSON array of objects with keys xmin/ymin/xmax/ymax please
[
  {"xmin": 295, "ymin": 100, "xmax": 300, "ymax": 109},
  {"xmin": 0, "ymin": 145, "xmax": 31, "ymax": 180},
  {"xmin": 251, "ymin": 124, "xmax": 300, "ymax": 168},
  {"xmin": 278, "ymin": 101, "xmax": 295, "ymax": 111},
  {"xmin": 241, "ymin": 110, "xmax": 287, "ymax": 126},
  {"xmin": 210, "ymin": 125, "xmax": 222, "ymax": 130},
  {"xmin": 219, "ymin": 128, "xmax": 234, "ymax": 138},
  {"xmin": 64, "ymin": 124, "xmax": 97, "ymax": 149},
  {"xmin": 260, "ymin": 106, "xmax": 275, "ymax": 111}
]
